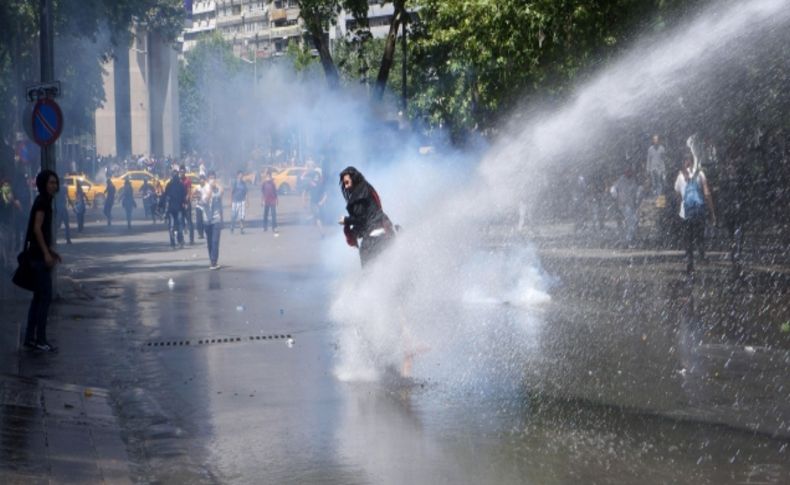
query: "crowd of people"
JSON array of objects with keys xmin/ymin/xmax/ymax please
[{"xmin": 565, "ymin": 132, "xmax": 764, "ymax": 274}]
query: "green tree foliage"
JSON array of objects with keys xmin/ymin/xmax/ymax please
[
  {"xmin": 297, "ymin": 0, "xmax": 370, "ymax": 88},
  {"xmin": 409, "ymin": 0, "xmax": 695, "ymax": 142},
  {"xmin": 0, "ymin": 0, "xmax": 184, "ymax": 154}
]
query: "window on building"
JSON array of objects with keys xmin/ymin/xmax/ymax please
[{"xmin": 232, "ymin": 5, "xmax": 241, "ymax": 15}]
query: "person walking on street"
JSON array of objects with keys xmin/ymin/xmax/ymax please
[
  {"xmin": 1, "ymin": 178, "xmax": 22, "ymax": 268},
  {"xmin": 230, "ymin": 170, "xmax": 248, "ymax": 234},
  {"xmin": 103, "ymin": 179, "xmax": 116, "ymax": 226},
  {"xmin": 674, "ymin": 153, "xmax": 716, "ymax": 274},
  {"xmin": 74, "ymin": 183, "xmax": 87, "ymax": 232},
  {"xmin": 200, "ymin": 171, "xmax": 224, "ymax": 269},
  {"xmin": 141, "ymin": 179, "xmax": 156, "ymax": 223},
  {"xmin": 54, "ymin": 180, "xmax": 72, "ymax": 244},
  {"xmin": 179, "ymin": 166, "xmax": 195, "ymax": 244},
  {"xmin": 261, "ymin": 169, "xmax": 278, "ymax": 235},
  {"xmin": 162, "ymin": 171, "xmax": 186, "ymax": 248},
  {"xmin": 307, "ymin": 171, "xmax": 327, "ymax": 238},
  {"xmin": 646, "ymin": 134, "xmax": 667, "ymax": 196},
  {"xmin": 121, "ymin": 178, "xmax": 137, "ymax": 229},
  {"xmin": 194, "ymin": 175, "xmax": 206, "ymax": 239},
  {"xmin": 23, "ymin": 170, "xmax": 62, "ymax": 352},
  {"xmin": 338, "ymin": 166, "xmax": 396, "ymax": 267}
]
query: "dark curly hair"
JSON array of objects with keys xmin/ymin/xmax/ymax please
[{"xmin": 339, "ymin": 166, "xmax": 367, "ymax": 202}]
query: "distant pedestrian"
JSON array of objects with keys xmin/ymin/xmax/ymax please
[
  {"xmin": 23, "ymin": 170, "xmax": 62, "ymax": 352},
  {"xmin": 54, "ymin": 180, "xmax": 72, "ymax": 244},
  {"xmin": 141, "ymin": 179, "xmax": 156, "ymax": 223},
  {"xmin": 200, "ymin": 171, "xmax": 224, "ymax": 269},
  {"xmin": 0, "ymin": 179, "xmax": 21, "ymax": 268},
  {"xmin": 261, "ymin": 169, "xmax": 278, "ymax": 234},
  {"xmin": 646, "ymin": 134, "xmax": 667, "ymax": 196},
  {"xmin": 674, "ymin": 153, "xmax": 716, "ymax": 274},
  {"xmin": 74, "ymin": 183, "xmax": 87, "ymax": 232},
  {"xmin": 194, "ymin": 175, "xmax": 206, "ymax": 239},
  {"xmin": 162, "ymin": 171, "xmax": 186, "ymax": 248},
  {"xmin": 179, "ymin": 166, "xmax": 195, "ymax": 244},
  {"xmin": 230, "ymin": 170, "xmax": 248, "ymax": 234},
  {"xmin": 338, "ymin": 166, "xmax": 396, "ymax": 267},
  {"xmin": 609, "ymin": 168, "xmax": 643, "ymax": 247},
  {"xmin": 120, "ymin": 178, "xmax": 136, "ymax": 229},
  {"xmin": 306, "ymin": 170, "xmax": 327, "ymax": 238},
  {"xmin": 103, "ymin": 179, "xmax": 116, "ymax": 226}
]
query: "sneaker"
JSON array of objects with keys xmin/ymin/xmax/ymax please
[
  {"xmin": 34, "ymin": 342, "xmax": 58, "ymax": 352},
  {"xmin": 23, "ymin": 340, "xmax": 36, "ymax": 350},
  {"xmin": 210, "ymin": 264, "xmax": 221, "ymax": 270}
]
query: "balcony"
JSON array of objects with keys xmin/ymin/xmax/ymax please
[
  {"xmin": 270, "ymin": 8, "xmax": 287, "ymax": 21},
  {"xmin": 270, "ymin": 24, "xmax": 302, "ymax": 38},
  {"xmin": 192, "ymin": 1, "xmax": 216, "ymax": 15}
]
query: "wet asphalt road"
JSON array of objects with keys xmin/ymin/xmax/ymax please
[{"xmin": 8, "ymin": 197, "xmax": 790, "ymax": 484}]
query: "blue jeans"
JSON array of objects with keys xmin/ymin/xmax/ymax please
[
  {"xmin": 168, "ymin": 210, "xmax": 184, "ymax": 246},
  {"xmin": 263, "ymin": 204, "xmax": 277, "ymax": 230},
  {"xmin": 205, "ymin": 223, "xmax": 221, "ymax": 266},
  {"xmin": 25, "ymin": 261, "xmax": 52, "ymax": 344}
]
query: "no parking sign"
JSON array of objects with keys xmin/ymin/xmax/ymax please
[{"xmin": 31, "ymin": 98, "xmax": 63, "ymax": 147}]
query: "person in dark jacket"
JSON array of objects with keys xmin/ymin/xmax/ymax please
[
  {"xmin": 120, "ymin": 178, "xmax": 137, "ymax": 229},
  {"xmin": 103, "ymin": 179, "xmax": 116, "ymax": 226},
  {"xmin": 74, "ymin": 183, "xmax": 87, "ymax": 232},
  {"xmin": 162, "ymin": 171, "xmax": 186, "ymax": 248},
  {"xmin": 338, "ymin": 166, "xmax": 395, "ymax": 267},
  {"xmin": 23, "ymin": 170, "xmax": 61, "ymax": 352}
]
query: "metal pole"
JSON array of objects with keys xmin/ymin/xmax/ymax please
[
  {"xmin": 40, "ymin": 0, "xmax": 56, "ymax": 173},
  {"xmin": 40, "ymin": 0, "xmax": 59, "ymax": 296}
]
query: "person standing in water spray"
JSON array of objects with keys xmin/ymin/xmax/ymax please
[{"xmin": 338, "ymin": 167, "xmax": 396, "ymax": 267}]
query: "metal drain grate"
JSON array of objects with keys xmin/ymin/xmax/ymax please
[{"xmin": 144, "ymin": 334, "xmax": 292, "ymax": 348}]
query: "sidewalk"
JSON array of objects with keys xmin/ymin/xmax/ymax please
[
  {"xmin": 0, "ymin": 375, "xmax": 132, "ymax": 484},
  {"xmin": 1, "ymin": 266, "xmax": 134, "ymax": 484}
]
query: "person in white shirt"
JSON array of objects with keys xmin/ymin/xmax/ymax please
[{"xmin": 646, "ymin": 134, "xmax": 667, "ymax": 196}]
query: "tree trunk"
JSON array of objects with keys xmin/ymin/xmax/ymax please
[
  {"xmin": 372, "ymin": 0, "xmax": 405, "ymax": 101},
  {"xmin": 307, "ymin": 21, "xmax": 339, "ymax": 90}
]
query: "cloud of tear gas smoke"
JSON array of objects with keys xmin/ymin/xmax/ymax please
[{"xmin": 327, "ymin": 0, "xmax": 790, "ymax": 386}]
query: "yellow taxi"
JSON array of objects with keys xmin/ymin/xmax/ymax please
[
  {"xmin": 272, "ymin": 166, "xmax": 320, "ymax": 194},
  {"xmin": 110, "ymin": 170, "xmax": 160, "ymax": 195},
  {"xmin": 63, "ymin": 174, "xmax": 104, "ymax": 207}
]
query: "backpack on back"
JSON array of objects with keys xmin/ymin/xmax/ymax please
[{"xmin": 683, "ymin": 172, "xmax": 706, "ymax": 220}]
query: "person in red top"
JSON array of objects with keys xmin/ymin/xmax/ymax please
[
  {"xmin": 179, "ymin": 165, "xmax": 195, "ymax": 244},
  {"xmin": 261, "ymin": 169, "xmax": 278, "ymax": 235}
]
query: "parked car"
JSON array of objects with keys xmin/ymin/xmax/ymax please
[
  {"xmin": 63, "ymin": 174, "xmax": 105, "ymax": 208},
  {"xmin": 272, "ymin": 166, "xmax": 320, "ymax": 195},
  {"xmin": 110, "ymin": 170, "xmax": 160, "ymax": 195}
]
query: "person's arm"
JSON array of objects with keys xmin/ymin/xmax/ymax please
[{"xmin": 32, "ymin": 210, "xmax": 58, "ymax": 266}]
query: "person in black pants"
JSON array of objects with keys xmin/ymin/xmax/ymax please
[
  {"xmin": 162, "ymin": 171, "xmax": 185, "ymax": 248},
  {"xmin": 23, "ymin": 170, "xmax": 62, "ymax": 352},
  {"xmin": 200, "ymin": 171, "xmax": 224, "ymax": 269}
]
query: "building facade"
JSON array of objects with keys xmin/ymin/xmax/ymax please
[
  {"xmin": 95, "ymin": 25, "xmax": 180, "ymax": 159},
  {"xmin": 184, "ymin": 0, "xmax": 302, "ymax": 60},
  {"xmin": 183, "ymin": 1, "xmax": 400, "ymax": 60}
]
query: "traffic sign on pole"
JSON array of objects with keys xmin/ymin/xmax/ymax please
[{"xmin": 31, "ymin": 97, "xmax": 63, "ymax": 147}]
